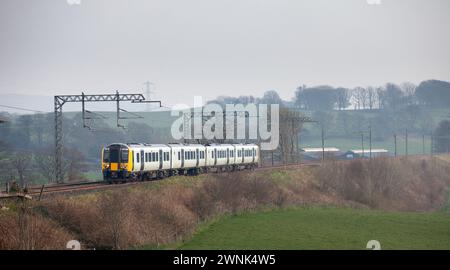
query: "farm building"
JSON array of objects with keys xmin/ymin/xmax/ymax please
[
  {"xmin": 343, "ymin": 149, "xmax": 390, "ymax": 159},
  {"xmin": 301, "ymin": 147, "xmax": 342, "ymax": 161}
]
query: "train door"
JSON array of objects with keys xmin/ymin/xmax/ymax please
[
  {"xmin": 159, "ymin": 150, "xmax": 163, "ymax": 169},
  {"xmin": 196, "ymin": 149, "xmax": 199, "ymax": 166},
  {"xmin": 131, "ymin": 150, "xmax": 134, "ymax": 171},
  {"xmin": 140, "ymin": 150, "xmax": 144, "ymax": 171},
  {"xmin": 241, "ymin": 148, "xmax": 244, "ymax": 163},
  {"xmin": 214, "ymin": 149, "xmax": 217, "ymax": 166},
  {"xmin": 252, "ymin": 148, "xmax": 255, "ymax": 163},
  {"xmin": 226, "ymin": 148, "xmax": 230, "ymax": 164},
  {"xmin": 181, "ymin": 149, "xmax": 184, "ymax": 168}
]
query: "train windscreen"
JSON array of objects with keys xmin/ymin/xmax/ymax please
[{"xmin": 103, "ymin": 148, "xmax": 110, "ymax": 163}]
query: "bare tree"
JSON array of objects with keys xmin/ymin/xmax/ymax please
[
  {"xmin": 352, "ymin": 87, "xmax": 366, "ymax": 110},
  {"xmin": 336, "ymin": 88, "xmax": 350, "ymax": 110},
  {"xmin": 34, "ymin": 148, "xmax": 56, "ymax": 183},
  {"xmin": 66, "ymin": 148, "xmax": 86, "ymax": 182},
  {"xmin": 401, "ymin": 82, "xmax": 417, "ymax": 106},
  {"xmin": 367, "ymin": 86, "xmax": 377, "ymax": 110},
  {"xmin": 11, "ymin": 152, "xmax": 32, "ymax": 188},
  {"xmin": 376, "ymin": 87, "xmax": 386, "ymax": 109},
  {"xmin": 278, "ymin": 108, "xmax": 303, "ymax": 164},
  {"xmin": 98, "ymin": 191, "xmax": 130, "ymax": 249}
]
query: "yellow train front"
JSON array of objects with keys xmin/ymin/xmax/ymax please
[{"xmin": 102, "ymin": 143, "xmax": 133, "ymax": 183}]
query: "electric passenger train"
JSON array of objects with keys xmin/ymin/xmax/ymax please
[{"xmin": 102, "ymin": 143, "xmax": 260, "ymax": 183}]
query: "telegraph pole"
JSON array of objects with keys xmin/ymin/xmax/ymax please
[
  {"xmin": 394, "ymin": 133, "xmax": 397, "ymax": 157},
  {"xmin": 405, "ymin": 128, "xmax": 408, "ymax": 157},
  {"xmin": 430, "ymin": 132, "xmax": 434, "ymax": 157},
  {"xmin": 321, "ymin": 125, "xmax": 325, "ymax": 162},
  {"xmin": 369, "ymin": 125, "xmax": 372, "ymax": 159},
  {"xmin": 422, "ymin": 134, "xmax": 425, "ymax": 155},
  {"xmin": 361, "ymin": 133, "xmax": 364, "ymax": 158}
]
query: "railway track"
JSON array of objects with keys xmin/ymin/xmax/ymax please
[{"xmin": 0, "ymin": 162, "xmax": 322, "ymax": 199}]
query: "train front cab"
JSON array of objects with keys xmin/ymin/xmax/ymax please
[{"xmin": 102, "ymin": 144, "xmax": 132, "ymax": 183}]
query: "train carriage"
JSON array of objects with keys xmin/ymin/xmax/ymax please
[{"xmin": 102, "ymin": 142, "xmax": 259, "ymax": 183}]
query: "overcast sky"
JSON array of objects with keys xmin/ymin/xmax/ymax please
[{"xmin": 1, "ymin": 0, "xmax": 450, "ymax": 108}]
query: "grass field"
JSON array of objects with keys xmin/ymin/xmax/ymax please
[
  {"xmin": 301, "ymin": 135, "xmax": 431, "ymax": 156},
  {"xmin": 178, "ymin": 207, "xmax": 450, "ymax": 250}
]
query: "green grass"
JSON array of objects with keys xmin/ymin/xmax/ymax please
[
  {"xmin": 178, "ymin": 207, "xmax": 450, "ymax": 250},
  {"xmin": 302, "ymin": 135, "xmax": 431, "ymax": 156}
]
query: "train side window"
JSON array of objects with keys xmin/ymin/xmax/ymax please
[
  {"xmin": 178, "ymin": 152, "xmax": 181, "ymax": 160},
  {"xmin": 136, "ymin": 153, "xmax": 140, "ymax": 163},
  {"xmin": 156, "ymin": 153, "xmax": 159, "ymax": 161}
]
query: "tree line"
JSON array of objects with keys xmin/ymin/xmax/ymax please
[{"xmin": 294, "ymin": 80, "xmax": 450, "ymax": 111}]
